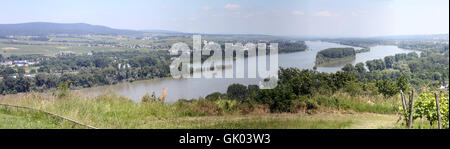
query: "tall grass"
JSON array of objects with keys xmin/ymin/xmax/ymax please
[
  {"xmin": 1, "ymin": 92, "xmax": 181, "ymax": 128},
  {"xmin": 309, "ymin": 92, "xmax": 399, "ymax": 114},
  {"xmin": 0, "ymin": 91, "xmax": 401, "ymax": 129}
]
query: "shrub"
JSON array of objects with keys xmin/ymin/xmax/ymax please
[
  {"xmin": 227, "ymin": 84, "xmax": 248, "ymax": 102},
  {"xmin": 56, "ymin": 81, "xmax": 71, "ymax": 98},
  {"xmin": 413, "ymin": 91, "xmax": 449, "ymax": 128},
  {"xmin": 376, "ymin": 80, "xmax": 399, "ymax": 97},
  {"xmin": 215, "ymin": 100, "xmax": 238, "ymax": 113},
  {"xmin": 142, "ymin": 92, "xmax": 157, "ymax": 102},
  {"xmin": 205, "ymin": 92, "xmax": 227, "ymax": 100},
  {"xmin": 256, "ymin": 85, "xmax": 297, "ymax": 113}
]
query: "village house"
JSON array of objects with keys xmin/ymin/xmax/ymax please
[{"xmin": 1, "ymin": 60, "xmax": 39, "ymax": 67}]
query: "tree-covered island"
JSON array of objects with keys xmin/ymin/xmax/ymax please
[{"xmin": 315, "ymin": 48, "xmax": 356, "ymax": 67}]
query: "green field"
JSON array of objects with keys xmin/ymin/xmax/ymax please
[{"xmin": 0, "ymin": 35, "xmax": 178, "ymax": 56}]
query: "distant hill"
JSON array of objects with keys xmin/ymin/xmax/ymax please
[
  {"xmin": 0, "ymin": 22, "xmax": 282, "ymax": 38},
  {"xmin": 0, "ymin": 22, "xmax": 143, "ymax": 36},
  {"xmin": 141, "ymin": 29, "xmax": 183, "ymax": 34},
  {"xmin": 374, "ymin": 34, "xmax": 449, "ymax": 41}
]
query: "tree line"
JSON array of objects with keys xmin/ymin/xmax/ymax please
[
  {"xmin": 0, "ymin": 50, "xmax": 171, "ymax": 94},
  {"xmin": 202, "ymin": 43, "xmax": 448, "ymax": 112}
]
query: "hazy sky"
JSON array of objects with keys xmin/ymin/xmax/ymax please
[{"xmin": 1, "ymin": 0, "xmax": 448, "ymax": 37}]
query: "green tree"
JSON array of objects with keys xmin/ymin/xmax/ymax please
[
  {"xmin": 355, "ymin": 62, "xmax": 366, "ymax": 73},
  {"xmin": 1, "ymin": 67, "xmax": 16, "ymax": 78},
  {"xmin": 342, "ymin": 64, "xmax": 355, "ymax": 72},
  {"xmin": 332, "ymin": 71, "xmax": 356, "ymax": 90},
  {"xmin": 376, "ymin": 80, "xmax": 399, "ymax": 97},
  {"xmin": 384, "ymin": 56, "xmax": 394, "ymax": 69},
  {"xmin": 227, "ymin": 84, "xmax": 248, "ymax": 102},
  {"xmin": 407, "ymin": 52, "xmax": 419, "ymax": 60},
  {"xmin": 256, "ymin": 84, "xmax": 297, "ymax": 113},
  {"xmin": 14, "ymin": 76, "xmax": 34, "ymax": 92},
  {"xmin": 17, "ymin": 67, "xmax": 26, "ymax": 77},
  {"xmin": 396, "ymin": 74, "xmax": 409, "ymax": 92},
  {"xmin": 247, "ymin": 85, "xmax": 260, "ymax": 99},
  {"xmin": 366, "ymin": 59, "xmax": 385, "ymax": 71}
]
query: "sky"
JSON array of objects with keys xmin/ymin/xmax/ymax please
[{"xmin": 0, "ymin": 0, "xmax": 448, "ymax": 37}]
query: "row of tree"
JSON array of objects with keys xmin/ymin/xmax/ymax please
[
  {"xmin": 0, "ymin": 50, "xmax": 171, "ymax": 94},
  {"xmin": 342, "ymin": 46, "xmax": 448, "ymax": 87},
  {"xmin": 202, "ymin": 42, "xmax": 448, "ymax": 112}
]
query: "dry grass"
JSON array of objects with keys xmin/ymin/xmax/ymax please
[{"xmin": 0, "ymin": 91, "xmax": 402, "ymax": 129}]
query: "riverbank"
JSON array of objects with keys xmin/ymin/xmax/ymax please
[
  {"xmin": 0, "ymin": 91, "xmax": 418, "ymax": 129},
  {"xmin": 71, "ymin": 41, "xmax": 418, "ymax": 102}
]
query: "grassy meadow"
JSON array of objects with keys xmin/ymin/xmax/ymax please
[{"xmin": 0, "ymin": 90, "xmax": 412, "ymax": 129}]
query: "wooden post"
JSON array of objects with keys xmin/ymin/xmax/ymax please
[
  {"xmin": 435, "ymin": 93, "xmax": 442, "ymax": 129},
  {"xmin": 408, "ymin": 90, "xmax": 414, "ymax": 129},
  {"xmin": 400, "ymin": 90, "xmax": 408, "ymax": 125}
]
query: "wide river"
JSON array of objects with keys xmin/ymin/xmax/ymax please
[{"xmin": 80, "ymin": 41, "xmax": 418, "ymax": 102}]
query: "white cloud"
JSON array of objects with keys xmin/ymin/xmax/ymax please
[
  {"xmin": 224, "ymin": 4, "xmax": 240, "ymax": 10},
  {"xmin": 314, "ymin": 11, "xmax": 337, "ymax": 17},
  {"xmin": 292, "ymin": 10, "xmax": 305, "ymax": 16}
]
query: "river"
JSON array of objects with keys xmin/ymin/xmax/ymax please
[{"xmin": 80, "ymin": 41, "xmax": 418, "ymax": 102}]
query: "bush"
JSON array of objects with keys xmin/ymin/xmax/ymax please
[
  {"xmin": 376, "ymin": 80, "xmax": 399, "ymax": 97},
  {"xmin": 412, "ymin": 91, "xmax": 449, "ymax": 128},
  {"xmin": 205, "ymin": 92, "xmax": 227, "ymax": 100},
  {"xmin": 297, "ymin": 95, "xmax": 318, "ymax": 111},
  {"xmin": 215, "ymin": 100, "xmax": 238, "ymax": 113},
  {"xmin": 344, "ymin": 81, "xmax": 363, "ymax": 96},
  {"xmin": 256, "ymin": 85, "xmax": 297, "ymax": 113},
  {"xmin": 56, "ymin": 81, "xmax": 71, "ymax": 98},
  {"xmin": 142, "ymin": 92, "xmax": 157, "ymax": 102},
  {"xmin": 227, "ymin": 84, "xmax": 248, "ymax": 102}
]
